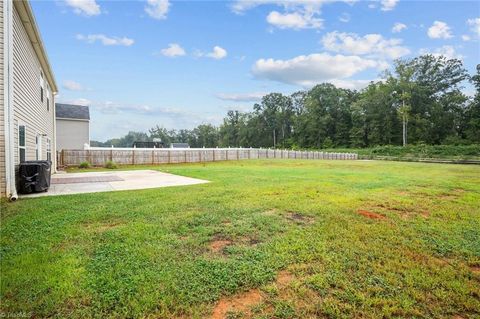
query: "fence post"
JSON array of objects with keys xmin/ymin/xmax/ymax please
[
  {"xmin": 132, "ymin": 149, "xmax": 135, "ymax": 165},
  {"xmin": 185, "ymin": 150, "xmax": 187, "ymax": 163},
  {"xmin": 152, "ymin": 150, "xmax": 155, "ymax": 165}
]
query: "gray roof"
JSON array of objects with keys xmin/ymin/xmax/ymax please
[{"xmin": 55, "ymin": 103, "xmax": 90, "ymax": 120}]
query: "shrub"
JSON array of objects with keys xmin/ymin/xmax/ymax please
[
  {"xmin": 104, "ymin": 160, "xmax": 118, "ymax": 169},
  {"xmin": 79, "ymin": 161, "xmax": 91, "ymax": 169}
]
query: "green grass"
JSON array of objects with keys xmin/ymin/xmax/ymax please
[
  {"xmin": 322, "ymin": 144, "xmax": 480, "ymax": 160},
  {"xmin": 1, "ymin": 160, "xmax": 480, "ymax": 318}
]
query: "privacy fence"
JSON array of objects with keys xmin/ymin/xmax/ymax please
[{"xmin": 57, "ymin": 148, "xmax": 358, "ymax": 167}]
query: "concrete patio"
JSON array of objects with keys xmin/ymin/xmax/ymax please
[{"xmin": 20, "ymin": 170, "xmax": 209, "ymax": 198}]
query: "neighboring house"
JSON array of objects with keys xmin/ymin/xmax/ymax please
[
  {"xmin": 55, "ymin": 103, "xmax": 90, "ymax": 150},
  {"xmin": 0, "ymin": 0, "xmax": 58, "ymax": 199}
]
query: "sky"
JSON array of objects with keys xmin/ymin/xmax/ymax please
[{"xmin": 31, "ymin": 0, "xmax": 480, "ymax": 141}]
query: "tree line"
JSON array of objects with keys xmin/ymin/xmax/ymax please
[{"xmin": 91, "ymin": 55, "xmax": 480, "ymax": 149}]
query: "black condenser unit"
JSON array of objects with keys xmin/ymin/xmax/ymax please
[{"xmin": 18, "ymin": 160, "xmax": 52, "ymax": 194}]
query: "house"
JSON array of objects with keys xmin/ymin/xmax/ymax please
[
  {"xmin": 55, "ymin": 103, "xmax": 90, "ymax": 150},
  {"xmin": 0, "ymin": 0, "xmax": 58, "ymax": 199}
]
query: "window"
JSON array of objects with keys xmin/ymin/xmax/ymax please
[
  {"xmin": 46, "ymin": 138, "xmax": 52, "ymax": 162},
  {"xmin": 18, "ymin": 125, "xmax": 26, "ymax": 163},
  {"xmin": 46, "ymin": 86, "xmax": 50, "ymax": 111},
  {"xmin": 40, "ymin": 71, "xmax": 44, "ymax": 103},
  {"xmin": 36, "ymin": 134, "xmax": 42, "ymax": 160}
]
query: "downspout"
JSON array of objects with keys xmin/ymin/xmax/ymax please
[
  {"xmin": 52, "ymin": 92, "xmax": 57, "ymax": 173},
  {"xmin": 4, "ymin": 0, "xmax": 17, "ymax": 201}
]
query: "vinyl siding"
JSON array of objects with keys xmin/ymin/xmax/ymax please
[
  {"xmin": 12, "ymin": 5, "xmax": 55, "ymax": 168},
  {"xmin": 0, "ymin": 0, "xmax": 5, "ymax": 197},
  {"xmin": 56, "ymin": 119, "xmax": 89, "ymax": 150}
]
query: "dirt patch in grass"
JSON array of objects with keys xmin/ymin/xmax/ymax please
[
  {"xmin": 209, "ymin": 239, "xmax": 232, "ymax": 253},
  {"xmin": 276, "ymin": 270, "xmax": 294, "ymax": 287},
  {"xmin": 285, "ymin": 212, "xmax": 315, "ymax": 225},
  {"xmin": 374, "ymin": 203, "xmax": 430, "ymax": 219},
  {"xmin": 357, "ymin": 210, "xmax": 386, "ymax": 220},
  {"xmin": 469, "ymin": 265, "xmax": 480, "ymax": 274},
  {"xmin": 211, "ymin": 289, "xmax": 263, "ymax": 319}
]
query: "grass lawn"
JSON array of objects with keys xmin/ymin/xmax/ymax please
[{"xmin": 1, "ymin": 160, "xmax": 480, "ymax": 318}]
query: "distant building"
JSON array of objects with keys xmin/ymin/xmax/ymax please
[
  {"xmin": 55, "ymin": 103, "xmax": 90, "ymax": 150},
  {"xmin": 170, "ymin": 143, "xmax": 190, "ymax": 148}
]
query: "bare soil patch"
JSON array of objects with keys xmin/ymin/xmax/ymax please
[
  {"xmin": 470, "ymin": 265, "xmax": 480, "ymax": 274},
  {"xmin": 211, "ymin": 289, "xmax": 263, "ymax": 319},
  {"xmin": 357, "ymin": 210, "xmax": 386, "ymax": 220},
  {"xmin": 285, "ymin": 212, "xmax": 315, "ymax": 225},
  {"xmin": 374, "ymin": 203, "xmax": 430, "ymax": 219},
  {"xmin": 209, "ymin": 239, "xmax": 232, "ymax": 253},
  {"xmin": 276, "ymin": 270, "xmax": 294, "ymax": 287}
]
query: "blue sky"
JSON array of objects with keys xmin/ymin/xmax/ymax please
[{"xmin": 31, "ymin": 0, "xmax": 480, "ymax": 141}]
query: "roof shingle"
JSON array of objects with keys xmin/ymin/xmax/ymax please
[{"xmin": 55, "ymin": 103, "xmax": 90, "ymax": 120}]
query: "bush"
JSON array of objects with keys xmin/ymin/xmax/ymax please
[
  {"xmin": 79, "ymin": 161, "xmax": 91, "ymax": 169},
  {"xmin": 104, "ymin": 160, "xmax": 118, "ymax": 169}
]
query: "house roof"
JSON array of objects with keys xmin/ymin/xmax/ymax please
[
  {"xmin": 14, "ymin": 1, "xmax": 58, "ymax": 92},
  {"xmin": 55, "ymin": 103, "xmax": 90, "ymax": 120}
]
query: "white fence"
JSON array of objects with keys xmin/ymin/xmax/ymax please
[{"xmin": 58, "ymin": 147, "xmax": 358, "ymax": 167}]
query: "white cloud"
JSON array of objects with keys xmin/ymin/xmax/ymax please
[
  {"xmin": 199, "ymin": 46, "xmax": 227, "ymax": 59},
  {"xmin": 160, "ymin": 43, "xmax": 186, "ymax": 57},
  {"xmin": 216, "ymin": 92, "xmax": 266, "ymax": 102},
  {"xmin": 65, "ymin": 0, "xmax": 100, "ymax": 16},
  {"xmin": 321, "ymin": 31, "xmax": 410, "ymax": 59},
  {"xmin": 266, "ymin": 11, "xmax": 323, "ymax": 29},
  {"xmin": 63, "ymin": 80, "xmax": 84, "ymax": 91},
  {"xmin": 339, "ymin": 12, "xmax": 350, "ymax": 23},
  {"xmin": 145, "ymin": 0, "xmax": 170, "ymax": 20},
  {"xmin": 467, "ymin": 18, "xmax": 480, "ymax": 36},
  {"xmin": 231, "ymin": 0, "xmax": 352, "ymax": 30},
  {"xmin": 76, "ymin": 34, "xmax": 134, "ymax": 46},
  {"xmin": 419, "ymin": 45, "xmax": 463, "ymax": 60},
  {"xmin": 72, "ymin": 98, "xmax": 91, "ymax": 106},
  {"xmin": 252, "ymin": 53, "xmax": 386, "ymax": 87},
  {"xmin": 427, "ymin": 21, "xmax": 453, "ymax": 39},
  {"xmin": 392, "ymin": 22, "xmax": 407, "ymax": 33},
  {"xmin": 330, "ymin": 79, "xmax": 378, "ymax": 90},
  {"xmin": 380, "ymin": 0, "xmax": 399, "ymax": 11},
  {"xmin": 57, "ymin": 97, "xmax": 91, "ymax": 106},
  {"xmin": 461, "ymin": 34, "xmax": 471, "ymax": 41}
]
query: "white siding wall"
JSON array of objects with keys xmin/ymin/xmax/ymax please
[
  {"xmin": 12, "ymin": 6, "xmax": 55, "ymax": 166},
  {"xmin": 56, "ymin": 119, "xmax": 89, "ymax": 150},
  {"xmin": 0, "ymin": 0, "xmax": 5, "ymax": 196}
]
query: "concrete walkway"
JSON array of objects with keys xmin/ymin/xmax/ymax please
[{"xmin": 20, "ymin": 170, "xmax": 209, "ymax": 198}]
